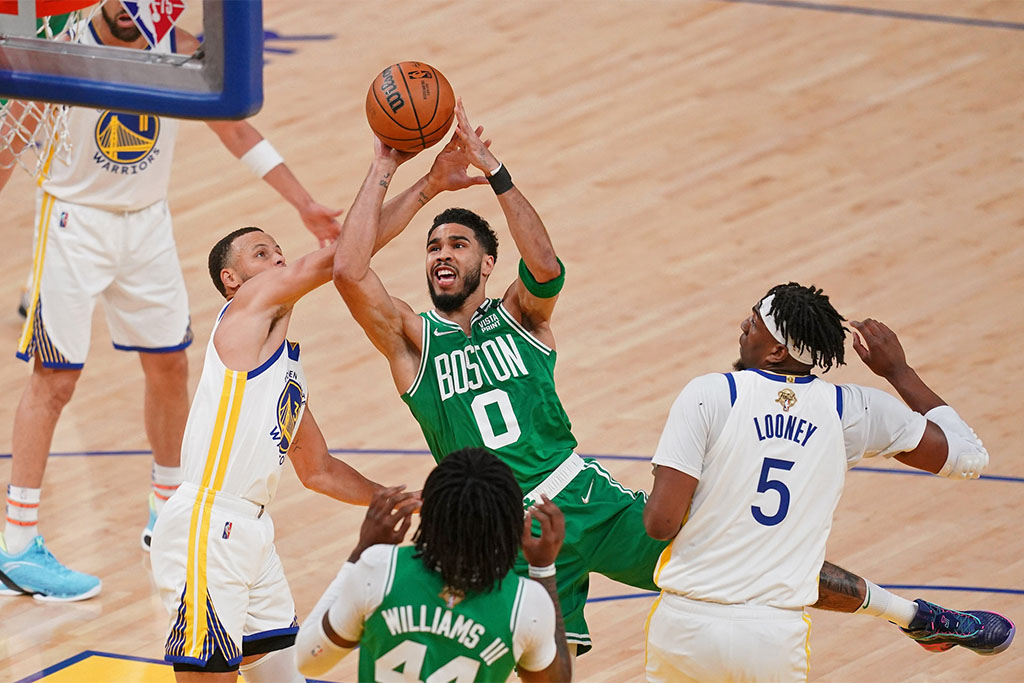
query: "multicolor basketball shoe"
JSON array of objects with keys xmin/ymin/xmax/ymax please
[
  {"xmin": 902, "ymin": 598, "xmax": 1015, "ymax": 655},
  {"xmin": 0, "ymin": 534, "xmax": 101, "ymax": 601}
]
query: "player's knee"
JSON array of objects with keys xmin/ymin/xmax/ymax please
[
  {"xmin": 141, "ymin": 350, "xmax": 188, "ymax": 384},
  {"xmin": 238, "ymin": 647, "xmax": 303, "ymax": 683},
  {"xmin": 32, "ymin": 366, "xmax": 81, "ymax": 407}
]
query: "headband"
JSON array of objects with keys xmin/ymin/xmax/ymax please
[{"xmin": 758, "ymin": 294, "xmax": 816, "ymax": 367}]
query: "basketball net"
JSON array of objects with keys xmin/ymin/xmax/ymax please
[{"xmin": 0, "ymin": 4, "xmax": 102, "ymax": 180}]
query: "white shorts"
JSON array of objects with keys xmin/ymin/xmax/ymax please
[
  {"xmin": 17, "ymin": 191, "xmax": 192, "ymax": 368},
  {"xmin": 646, "ymin": 593, "xmax": 811, "ymax": 683},
  {"xmin": 150, "ymin": 482, "xmax": 297, "ymax": 669}
]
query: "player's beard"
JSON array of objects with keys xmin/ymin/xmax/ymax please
[
  {"xmin": 429, "ymin": 264, "xmax": 482, "ymax": 314},
  {"xmin": 102, "ymin": 4, "xmax": 142, "ymax": 43},
  {"xmin": 732, "ymin": 359, "xmax": 747, "ymax": 371}
]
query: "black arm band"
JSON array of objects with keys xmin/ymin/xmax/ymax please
[
  {"xmin": 487, "ymin": 163, "xmax": 514, "ymax": 195},
  {"xmin": 519, "ymin": 258, "xmax": 565, "ymax": 298}
]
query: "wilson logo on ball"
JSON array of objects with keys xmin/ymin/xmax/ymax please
[{"xmin": 379, "ymin": 66, "xmax": 406, "ymax": 114}]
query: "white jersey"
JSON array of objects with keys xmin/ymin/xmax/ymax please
[
  {"xmin": 652, "ymin": 369, "xmax": 927, "ymax": 609},
  {"xmin": 180, "ymin": 302, "xmax": 307, "ymax": 506},
  {"xmin": 40, "ymin": 21, "xmax": 179, "ymax": 211}
]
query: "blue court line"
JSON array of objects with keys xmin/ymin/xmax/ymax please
[
  {"xmin": 720, "ymin": 0, "xmax": 1024, "ymax": 31},
  {"xmin": 3, "ymin": 448, "xmax": 1020, "ymax": 484},
  {"xmin": 588, "ymin": 582, "xmax": 1024, "ymax": 604},
  {"xmin": 15, "ymin": 649, "xmax": 334, "ymax": 683}
]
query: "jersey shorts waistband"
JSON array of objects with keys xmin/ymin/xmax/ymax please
[
  {"xmin": 660, "ymin": 591, "xmax": 806, "ymax": 620},
  {"xmin": 523, "ymin": 453, "xmax": 584, "ymax": 505}
]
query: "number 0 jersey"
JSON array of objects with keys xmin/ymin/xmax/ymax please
[
  {"xmin": 402, "ymin": 299, "xmax": 577, "ymax": 493},
  {"xmin": 180, "ymin": 303, "xmax": 307, "ymax": 506},
  {"xmin": 651, "ymin": 369, "xmax": 927, "ymax": 608},
  {"xmin": 40, "ymin": 20, "xmax": 179, "ymax": 211}
]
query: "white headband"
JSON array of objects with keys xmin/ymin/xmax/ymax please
[{"xmin": 758, "ymin": 294, "xmax": 816, "ymax": 367}]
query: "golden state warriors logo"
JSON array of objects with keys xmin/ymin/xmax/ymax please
[
  {"xmin": 776, "ymin": 388, "xmax": 798, "ymax": 412},
  {"xmin": 275, "ymin": 379, "xmax": 304, "ymax": 454},
  {"xmin": 94, "ymin": 111, "xmax": 160, "ymax": 164}
]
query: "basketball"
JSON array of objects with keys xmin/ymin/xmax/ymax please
[{"xmin": 365, "ymin": 61, "xmax": 455, "ymax": 152}]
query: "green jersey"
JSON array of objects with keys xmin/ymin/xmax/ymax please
[
  {"xmin": 360, "ymin": 546, "xmax": 523, "ymax": 682},
  {"xmin": 402, "ymin": 299, "xmax": 577, "ymax": 492}
]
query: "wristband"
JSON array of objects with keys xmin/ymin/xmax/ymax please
[
  {"xmin": 519, "ymin": 258, "xmax": 565, "ymax": 298},
  {"xmin": 528, "ymin": 563, "xmax": 556, "ymax": 578},
  {"xmin": 240, "ymin": 139, "xmax": 284, "ymax": 178},
  {"xmin": 487, "ymin": 162, "xmax": 514, "ymax": 195}
]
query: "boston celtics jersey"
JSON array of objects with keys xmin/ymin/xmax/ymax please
[
  {"xmin": 359, "ymin": 546, "xmax": 522, "ymax": 682},
  {"xmin": 402, "ymin": 299, "xmax": 577, "ymax": 492}
]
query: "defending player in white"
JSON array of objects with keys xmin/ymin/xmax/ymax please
[{"xmin": 643, "ymin": 282, "xmax": 1012, "ymax": 682}]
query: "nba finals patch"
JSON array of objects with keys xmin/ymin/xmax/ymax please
[{"xmin": 776, "ymin": 388, "xmax": 797, "ymax": 412}]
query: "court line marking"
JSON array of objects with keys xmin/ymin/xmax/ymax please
[
  {"xmin": 14, "ymin": 649, "xmax": 334, "ymax": 683},
  {"xmin": 2, "ymin": 448, "xmax": 1020, "ymax": 484},
  {"xmin": 720, "ymin": 0, "xmax": 1024, "ymax": 31}
]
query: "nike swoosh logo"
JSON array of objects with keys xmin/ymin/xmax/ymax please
[
  {"xmin": 433, "ymin": 328, "xmax": 460, "ymax": 337},
  {"xmin": 581, "ymin": 480, "xmax": 594, "ymax": 504}
]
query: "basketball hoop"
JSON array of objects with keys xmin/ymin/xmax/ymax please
[{"xmin": 0, "ymin": 0, "xmax": 101, "ymax": 179}]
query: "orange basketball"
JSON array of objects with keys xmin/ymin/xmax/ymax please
[{"xmin": 365, "ymin": 61, "xmax": 455, "ymax": 152}]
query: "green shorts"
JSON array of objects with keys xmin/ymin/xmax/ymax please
[{"xmin": 514, "ymin": 457, "xmax": 668, "ymax": 655}]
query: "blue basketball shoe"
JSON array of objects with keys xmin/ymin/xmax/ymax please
[
  {"xmin": 141, "ymin": 492, "xmax": 158, "ymax": 551},
  {"xmin": 0, "ymin": 534, "xmax": 101, "ymax": 601},
  {"xmin": 902, "ymin": 598, "xmax": 1015, "ymax": 655}
]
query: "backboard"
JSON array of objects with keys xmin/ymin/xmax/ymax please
[{"xmin": 0, "ymin": 0, "xmax": 263, "ymax": 119}]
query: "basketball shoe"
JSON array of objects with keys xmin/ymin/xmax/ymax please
[
  {"xmin": 0, "ymin": 534, "xmax": 101, "ymax": 601},
  {"xmin": 901, "ymin": 598, "xmax": 1015, "ymax": 655},
  {"xmin": 141, "ymin": 492, "xmax": 158, "ymax": 551}
]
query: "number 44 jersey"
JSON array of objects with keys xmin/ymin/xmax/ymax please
[{"xmin": 402, "ymin": 300, "xmax": 578, "ymax": 492}]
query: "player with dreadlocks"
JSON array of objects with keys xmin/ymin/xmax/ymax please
[
  {"xmin": 642, "ymin": 282, "xmax": 1012, "ymax": 681},
  {"xmin": 295, "ymin": 447, "xmax": 573, "ymax": 682}
]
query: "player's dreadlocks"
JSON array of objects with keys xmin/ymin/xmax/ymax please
[
  {"xmin": 413, "ymin": 447, "xmax": 523, "ymax": 595},
  {"xmin": 208, "ymin": 226, "xmax": 263, "ymax": 297},
  {"xmin": 764, "ymin": 282, "xmax": 848, "ymax": 372}
]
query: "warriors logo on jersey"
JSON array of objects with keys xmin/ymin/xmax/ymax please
[
  {"xmin": 94, "ymin": 111, "xmax": 161, "ymax": 166},
  {"xmin": 274, "ymin": 376, "xmax": 304, "ymax": 455},
  {"xmin": 775, "ymin": 388, "xmax": 797, "ymax": 412}
]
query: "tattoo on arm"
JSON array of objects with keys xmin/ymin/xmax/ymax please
[
  {"xmin": 379, "ymin": 171, "xmax": 391, "ymax": 188},
  {"xmin": 416, "ymin": 191, "xmax": 429, "ymax": 206},
  {"xmin": 811, "ymin": 560, "xmax": 867, "ymax": 613}
]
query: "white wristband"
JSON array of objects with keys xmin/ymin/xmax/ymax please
[
  {"xmin": 240, "ymin": 139, "xmax": 284, "ymax": 178},
  {"xmin": 528, "ymin": 563, "xmax": 556, "ymax": 578}
]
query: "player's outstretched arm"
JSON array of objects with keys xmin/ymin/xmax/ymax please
[
  {"xmin": 451, "ymin": 100, "xmax": 563, "ymax": 334},
  {"xmin": 333, "ymin": 141, "xmax": 423, "ymax": 391},
  {"xmin": 288, "ymin": 406, "xmax": 383, "ymax": 505},
  {"xmin": 375, "ymin": 134, "xmax": 490, "ymax": 252},
  {"xmin": 852, "ymin": 319, "xmax": 988, "ymax": 479},
  {"xmin": 519, "ymin": 496, "xmax": 572, "ymax": 683},
  {"xmin": 205, "ymin": 118, "xmax": 343, "ymax": 247}
]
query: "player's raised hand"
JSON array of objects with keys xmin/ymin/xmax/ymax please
[
  {"xmin": 522, "ymin": 495, "xmax": 565, "ymax": 569},
  {"xmin": 453, "ymin": 98, "xmax": 500, "ymax": 174},
  {"xmin": 349, "ymin": 485, "xmax": 419, "ymax": 562},
  {"xmin": 298, "ymin": 200, "xmax": 343, "ymax": 247},
  {"xmin": 851, "ymin": 319, "xmax": 911, "ymax": 379},
  {"xmin": 372, "ymin": 135, "xmax": 418, "ymax": 167},
  {"xmin": 425, "ymin": 135, "xmax": 490, "ymax": 194}
]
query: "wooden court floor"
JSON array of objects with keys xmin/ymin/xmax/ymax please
[{"xmin": 1, "ymin": 1, "xmax": 1022, "ymax": 680}]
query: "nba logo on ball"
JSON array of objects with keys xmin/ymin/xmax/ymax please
[{"xmin": 366, "ymin": 61, "xmax": 456, "ymax": 152}]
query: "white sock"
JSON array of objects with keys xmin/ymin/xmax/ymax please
[
  {"xmin": 151, "ymin": 464, "xmax": 182, "ymax": 514},
  {"xmin": 5, "ymin": 485, "xmax": 41, "ymax": 555},
  {"xmin": 856, "ymin": 579, "xmax": 919, "ymax": 628}
]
